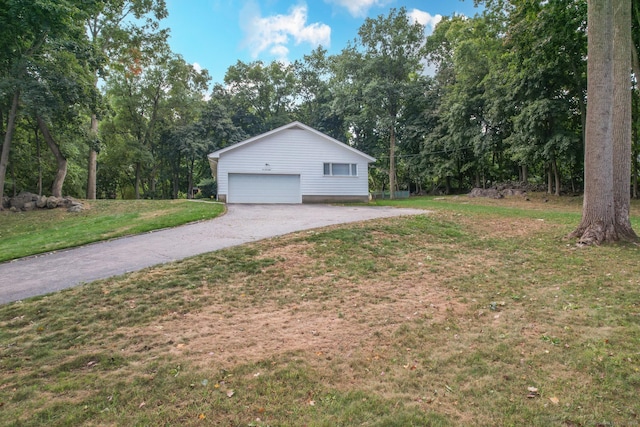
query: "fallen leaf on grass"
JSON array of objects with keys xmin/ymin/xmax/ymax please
[
  {"xmin": 139, "ymin": 402, "xmax": 146, "ymax": 408},
  {"xmin": 226, "ymin": 390, "xmax": 235, "ymax": 398},
  {"xmin": 198, "ymin": 413, "xmax": 206, "ymax": 420},
  {"xmin": 527, "ymin": 386, "xmax": 539, "ymax": 398},
  {"xmin": 549, "ymin": 397, "xmax": 560, "ymax": 405}
]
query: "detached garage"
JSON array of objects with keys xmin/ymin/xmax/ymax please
[{"xmin": 208, "ymin": 122, "xmax": 375, "ymax": 204}]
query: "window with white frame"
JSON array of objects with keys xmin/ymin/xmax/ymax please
[{"xmin": 323, "ymin": 163, "xmax": 357, "ymax": 176}]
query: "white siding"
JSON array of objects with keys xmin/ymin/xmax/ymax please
[{"xmin": 217, "ymin": 128, "xmax": 370, "ymax": 199}]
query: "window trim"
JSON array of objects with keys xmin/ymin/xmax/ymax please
[{"xmin": 323, "ymin": 162, "xmax": 358, "ymax": 177}]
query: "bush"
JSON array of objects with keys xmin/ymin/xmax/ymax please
[{"xmin": 196, "ymin": 178, "xmax": 217, "ymax": 199}]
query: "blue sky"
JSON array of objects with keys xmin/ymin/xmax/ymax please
[{"xmin": 162, "ymin": 0, "xmax": 481, "ymax": 85}]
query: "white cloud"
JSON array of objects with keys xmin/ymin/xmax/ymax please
[
  {"xmin": 409, "ymin": 9, "xmax": 442, "ymax": 34},
  {"xmin": 269, "ymin": 44, "xmax": 290, "ymax": 60},
  {"xmin": 240, "ymin": 2, "xmax": 331, "ymax": 61},
  {"xmin": 325, "ymin": 0, "xmax": 391, "ymax": 18},
  {"xmin": 192, "ymin": 62, "xmax": 203, "ymax": 73}
]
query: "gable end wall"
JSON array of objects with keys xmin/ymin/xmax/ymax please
[{"xmin": 217, "ymin": 128, "xmax": 370, "ymax": 201}]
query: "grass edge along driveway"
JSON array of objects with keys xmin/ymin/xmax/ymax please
[{"xmin": 0, "ymin": 199, "xmax": 225, "ymax": 263}]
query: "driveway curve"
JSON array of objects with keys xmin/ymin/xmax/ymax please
[{"xmin": 0, "ymin": 204, "xmax": 425, "ymax": 304}]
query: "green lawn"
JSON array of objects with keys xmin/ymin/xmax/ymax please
[
  {"xmin": 0, "ymin": 199, "xmax": 225, "ymax": 262},
  {"xmin": 1, "ymin": 194, "xmax": 639, "ymax": 426}
]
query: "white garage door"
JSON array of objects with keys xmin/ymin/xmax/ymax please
[{"xmin": 228, "ymin": 173, "xmax": 301, "ymax": 204}]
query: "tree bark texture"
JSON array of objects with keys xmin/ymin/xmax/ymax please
[
  {"xmin": 552, "ymin": 156, "xmax": 560, "ymax": 196},
  {"xmin": 389, "ymin": 122, "xmax": 396, "ymax": 199},
  {"xmin": 612, "ymin": 0, "xmax": 638, "ymax": 239},
  {"xmin": 37, "ymin": 116, "xmax": 67, "ymax": 198},
  {"xmin": 35, "ymin": 127, "xmax": 42, "ymax": 196},
  {"xmin": 135, "ymin": 162, "xmax": 141, "ymax": 199},
  {"xmin": 86, "ymin": 113, "xmax": 98, "ymax": 200},
  {"xmin": 0, "ymin": 91, "xmax": 20, "ymax": 206},
  {"xmin": 570, "ymin": 0, "xmax": 617, "ymax": 244}
]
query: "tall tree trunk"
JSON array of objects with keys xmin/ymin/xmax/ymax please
[
  {"xmin": 569, "ymin": 0, "xmax": 617, "ymax": 244},
  {"xmin": 86, "ymin": 113, "xmax": 98, "ymax": 199},
  {"xmin": 612, "ymin": 0, "xmax": 638, "ymax": 239},
  {"xmin": 0, "ymin": 91, "xmax": 20, "ymax": 207},
  {"xmin": 521, "ymin": 164, "xmax": 528, "ymax": 184},
  {"xmin": 389, "ymin": 123, "xmax": 396, "ymax": 200},
  {"xmin": 35, "ymin": 126, "xmax": 42, "ymax": 196},
  {"xmin": 149, "ymin": 175, "xmax": 156, "ymax": 198},
  {"xmin": 135, "ymin": 162, "xmax": 141, "ymax": 199},
  {"xmin": 173, "ymin": 172, "xmax": 179, "ymax": 199},
  {"xmin": 633, "ymin": 121, "xmax": 639, "ymax": 198},
  {"xmin": 37, "ymin": 117, "xmax": 67, "ymax": 198},
  {"xmin": 552, "ymin": 156, "xmax": 560, "ymax": 196},
  {"xmin": 187, "ymin": 163, "xmax": 194, "ymax": 199},
  {"xmin": 633, "ymin": 149, "xmax": 638, "ymax": 198}
]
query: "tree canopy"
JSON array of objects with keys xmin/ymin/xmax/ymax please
[{"xmin": 1, "ymin": 1, "xmax": 639, "ymax": 243}]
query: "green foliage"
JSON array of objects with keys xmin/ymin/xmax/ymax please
[
  {"xmin": 2, "ymin": 1, "xmax": 637, "ymax": 203},
  {"xmin": 331, "ymin": 7, "xmax": 427, "ymax": 194},
  {"xmin": 196, "ymin": 177, "xmax": 217, "ymax": 198},
  {"xmin": 422, "ymin": 1, "xmax": 588, "ymax": 193}
]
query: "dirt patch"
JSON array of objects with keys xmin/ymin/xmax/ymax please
[
  {"xmin": 137, "ymin": 209, "xmax": 174, "ymax": 220},
  {"xmin": 104, "ymin": 212, "xmax": 522, "ymax": 388},
  {"xmin": 463, "ymin": 215, "xmax": 555, "ymax": 239},
  {"xmin": 112, "ymin": 240, "xmax": 486, "ymax": 380}
]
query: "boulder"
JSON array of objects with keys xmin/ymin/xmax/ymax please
[
  {"xmin": 468, "ymin": 187, "xmax": 528, "ymax": 199},
  {"xmin": 502, "ymin": 188, "xmax": 527, "ymax": 197},
  {"xmin": 46, "ymin": 196, "xmax": 61, "ymax": 209},
  {"xmin": 62, "ymin": 197, "xmax": 75, "ymax": 207},
  {"xmin": 36, "ymin": 195, "xmax": 47, "ymax": 208},
  {"xmin": 468, "ymin": 188, "xmax": 503, "ymax": 199},
  {"xmin": 67, "ymin": 203, "xmax": 83, "ymax": 213},
  {"xmin": 3, "ymin": 192, "xmax": 84, "ymax": 211},
  {"xmin": 10, "ymin": 192, "xmax": 34, "ymax": 210}
]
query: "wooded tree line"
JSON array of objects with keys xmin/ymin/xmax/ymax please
[{"xmin": 1, "ymin": 0, "xmax": 639, "ymax": 205}]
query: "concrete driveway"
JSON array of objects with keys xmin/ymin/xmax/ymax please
[{"xmin": 0, "ymin": 204, "xmax": 425, "ymax": 304}]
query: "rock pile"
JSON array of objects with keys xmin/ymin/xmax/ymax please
[
  {"xmin": 468, "ymin": 187, "xmax": 527, "ymax": 199},
  {"xmin": 1, "ymin": 192, "xmax": 84, "ymax": 212}
]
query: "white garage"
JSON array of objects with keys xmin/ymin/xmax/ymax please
[
  {"xmin": 208, "ymin": 121, "xmax": 375, "ymax": 204},
  {"xmin": 228, "ymin": 173, "xmax": 301, "ymax": 204}
]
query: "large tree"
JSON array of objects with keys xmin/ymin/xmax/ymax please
[
  {"xmin": 103, "ymin": 48, "xmax": 210, "ymax": 199},
  {"xmin": 223, "ymin": 60, "xmax": 296, "ymax": 136},
  {"xmin": 569, "ymin": 0, "xmax": 637, "ymax": 244},
  {"xmin": 85, "ymin": 0, "xmax": 168, "ymax": 199},
  {"xmin": 0, "ymin": 0, "xmax": 90, "ymax": 205},
  {"xmin": 336, "ymin": 8, "xmax": 425, "ymax": 198},
  {"xmin": 294, "ymin": 47, "xmax": 344, "ymax": 140}
]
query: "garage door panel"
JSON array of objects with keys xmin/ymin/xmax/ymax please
[{"xmin": 228, "ymin": 173, "xmax": 301, "ymax": 204}]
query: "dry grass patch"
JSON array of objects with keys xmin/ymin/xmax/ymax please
[{"xmin": 2, "ymin": 201, "xmax": 640, "ymax": 426}]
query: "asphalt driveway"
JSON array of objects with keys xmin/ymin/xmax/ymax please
[{"xmin": 0, "ymin": 204, "xmax": 425, "ymax": 304}]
